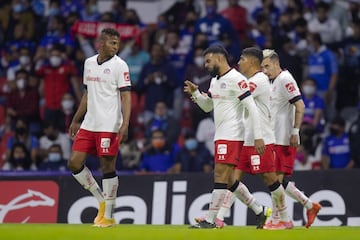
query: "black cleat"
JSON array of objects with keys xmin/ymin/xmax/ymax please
[
  {"xmin": 256, "ymin": 206, "xmax": 272, "ymax": 229},
  {"xmin": 189, "ymin": 220, "xmax": 216, "ymax": 229}
]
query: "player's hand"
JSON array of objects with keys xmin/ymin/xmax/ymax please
[
  {"xmin": 69, "ymin": 122, "xmax": 81, "ymax": 140},
  {"xmin": 184, "ymin": 80, "xmax": 198, "ymax": 94},
  {"xmin": 290, "ymin": 134, "xmax": 299, "ymax": 147},
  {"xmin": 254, "ymin": 139, "xmax": 265, "ymax": 155},
  {"xmin": 118, "ymin": 125, "xmax": 129, "ymax": 143}
]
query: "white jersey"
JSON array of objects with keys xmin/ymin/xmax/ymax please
[
  {"xmin": 81, "ymin": 54, "xmax": 131, "ymax": 132},
  {"xmin": 208, "ymin": 68, "xmax": 249, "ymax": 141},
  {"xmin": 269, "ymin": 70, "xmax": 302, "ymax": 145},
  {"xmin": 244, "ymin": 72, "xmax": 275, "ymax": 146}
]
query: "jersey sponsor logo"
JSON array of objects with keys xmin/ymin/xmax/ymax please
[
  {"xmin": 104, "ymin": 68, "xmax": 110, "ymax": 74},
  {"xmin": 238, "ymin": 80, "xmax": 248, "ymax": 90},
  {"xmin": 124, "ymin": 72, "xmax": 130, "ymax": 81},
  {"xmin": 285, "ymin": 82, "xmax": 296, "ymax": 93},
  {"xmin": 217, "ymin": 144, "xmax": 227, "ymax": 155},
  {"xmin": 0, "ymin": 181, "xmax": 59, "ymax": 223},
  {"xmin": 220, "ymin": 83, "xmax": 226, "ymax": 89},
  {"xmin": 249, "ymin": 82, "xmax": 257, "ymax": 93}
]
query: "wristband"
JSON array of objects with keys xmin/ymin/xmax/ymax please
[{"xmin": 291, "ymin": 128, "xmax": 300, "ymax": 135}]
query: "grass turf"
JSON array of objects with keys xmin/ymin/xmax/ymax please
[{"xmin": 0, "ymin": 224, "xmax": 359, "ymax": 240}]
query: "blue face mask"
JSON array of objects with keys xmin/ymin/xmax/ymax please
[{"xmin": 185, "ymin": 139, "xmax": 198, "ymax": 151}]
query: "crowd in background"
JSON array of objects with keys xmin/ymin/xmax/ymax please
[{"xmin": 0, "ymin": 0, "xmax": 359, "ymax": 173}]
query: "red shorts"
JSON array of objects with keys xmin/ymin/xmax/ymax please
[
  {"xmin": 236, "ymin": 144, "xmax": 276, "ymax": 174},
  {"xmin": 274, "ymin": 145, "xmax": 296, "ymax": 176},
  {"xmin": 72, "ymin": 128, "xmax": 120, "ymax": 156},
  {"xmin": 214, "ymin": 140, "xmax": 243, "ymax": 166}
]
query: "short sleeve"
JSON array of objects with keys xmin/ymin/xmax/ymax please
[{"xmin": 117, "ymin": 61, "xmax": 131, "ymax": 89}]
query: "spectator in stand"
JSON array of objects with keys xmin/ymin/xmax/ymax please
[
  {"xmin": 321, "ymin": 116, "xmax": 354, "ymax": 169},
  {"xmin": 145, "ymin": 101, "xmax": 180, "ymax": 147},
  {"xmin": 6, "ymin": 69, "xmax": 40, "ymax": 128},
  {"xmin": 307, "ymin": 1, "xmax": 343, "ymax": 46},
  {"xmin": 136, "ymin": 43, "xmax": 177, "ymax": 122},
  {"xmin": 193, "ymin": 0, "xmax": 240, "ymax": 59},
  {"xmin": 179, "ymin": 10, "xmax": 199, "ymax": 53},
  {"xmin": 6, "ymin": 46, "xmax": 33, "ymax": 83},
  {"xmin": 306, "ymin": 32, "xmax": 338, "ymax": 119},
  {"xmin": 7, "ymin": 142, "xmax": 32, "ymax": 171},
  {"xmin": 36, "ymin": 44, "xmax": 82, "ymax": 125},
  {"xmin": 109, "ymin": 0, "xmax": 126, "ymax": 23},
  {"xmin": 58, "ymin": 93, "xmax": 76, "ymax": 133},
  {"xmin": 38, "ymin": 143, "xmax": 67, "ymax": 171},
  {"xmin": 301, "ymin": 77, "xmax": 325, "ymax": 133},
  {"xmin": 80, "ymin": 0, "xmax": 100, "ymax": 22},
  {"xmin": 184, "ymin": 46, "xmax": 211, "ymax": 130},
  {"xmin": 162, "ymin": 0, "xmax": 200, "ymax": 29},
  {"xmin": 349, "ymin": 103, "xmax": 360, "ymax": 168},
  {"xmin": 138, "ymin": 129, "xmax": 179, "ymax": 173},
  {"xmin": 60, "ymin": 0, "xmax": 83, "ymax": 18},
  {"xmin": 251, "ymin": 0, "xmax": 281, "ymax": 27},
  {"xmin": 196, "ymin": 113, "xmax": 215, "ymax": 156},
  {"xmin": 337, "ymin": 19, "xmax": 360, "ymax": 110},
  {"xmin": 171, "ymin": 130, "xmax": 212, "ymax": 173},
  {"xmin": 248, "ymin": 13, "xmax": 273, "ymax": 49},
  {"xmin": 2, "ymin": 118, "xmax": 39, "ymax": 170},
  {"xmin": 220, "ymin": 0, "xmax": 249, "ymax": 41},
  {"xmin": 39, "ymin": 121, "xmax": 71, "ymax": 163},
  {"xmin": 324, "ymin": 0, "xmax": 349, "ymax": 38}
]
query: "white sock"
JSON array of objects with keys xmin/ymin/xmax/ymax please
[
  {"xmin": 217, "ymin": 190, "xmax": 236, "ymax": 221},
  {"xmin": 73, "ymin": 166, "xmax": 104, "ymax": 202},
  {"xmin": 234, "ymin": 181, "xmax": 263, "ymax": 215},
  {"xmin": 271, "ymin": 184, "xmax": 289, "ymax": 222},
  {"xmin": 285, "ymin": 181, "xmax": 313, "ymax": 209},
  {"xmin": 205, "ymin": 189, "xmax": 226, "ymax": 223},
  {"xmin": 102, "ymin": 176, "xmax": 119, "ymax": 219}
]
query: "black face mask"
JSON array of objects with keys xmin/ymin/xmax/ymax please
[
  {"xmin": 47, "ymin": 134, "xmax": 57, "ymax": 141},
  {"xmin": 330, "ymin": 127, "xmax": 341, "ymax": 136},
  {"xmin": 15, "ymin": 127, "xmax": 27, "ymax": 135}
]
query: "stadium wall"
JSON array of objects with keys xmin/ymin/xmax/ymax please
[{"xmin": 0, "ymin": 170, "xmax": 359, "ymax": 226}]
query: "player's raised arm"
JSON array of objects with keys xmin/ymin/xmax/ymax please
[{"xmin": 184, "ymin": 80, "xmax": 213, "ymax": 112}]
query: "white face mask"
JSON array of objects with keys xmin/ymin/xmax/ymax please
[
  {"xmin": 302, "ymin": 85, "xmax": 316, "ymax": 96},
  {"xmin": 19, "ymin": 56, "xmax": 30, "ymax": 65},
  {"xmin": 16, "ymin": 78, "xmax": 26, "ymax": 90},
  {"xmin": 61, "ymin": 99, "xmax": 75, "ymax": 111},
  {"xmin": 48, "ymin": 152, "xmax": 62, "ymax": 162},
  {"xmin": 49, "ymin": 56, "xmax": 62, "ymax": 67},
  {"xmin": 194, "ymin": 56, "xmax": 204, "ymax": 68}
]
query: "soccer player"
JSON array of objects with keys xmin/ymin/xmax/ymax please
[
  {"xmin": 184, "ymin": 45, "xmax": 267, "ymax": 228},
  {"xmin": 261, "ymin": 49, "xmax": 322, "ymax": 228},
  {"xmin": 215, "ymin": 47, "xmax": 292, "ymax": 230},
  {"xmin": 67, "ymin": 28, "xmax": 131, "ymax": 227}
]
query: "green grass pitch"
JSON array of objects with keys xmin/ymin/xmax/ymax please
[{"xmin": 1, "ymin": 224, "xmax": 359, "ymax": 240}]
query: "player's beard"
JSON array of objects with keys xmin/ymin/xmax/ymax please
[{"xmin": 207, "ymin": 65, "xmax": 220, "ymax": 78}]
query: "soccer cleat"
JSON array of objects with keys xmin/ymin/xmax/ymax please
[
  {"xmin": 194, "ymin": 216, "xmax": 206, "ymax": 223},
  {"xmin": 93, "ymin": 217, "xmax": 116, "ymax": 227},
  {"xmin": 214, "ymin": 218, "xmax": 225, "ymax": 228},
  {"xmin": 306, "ymin": 202, "xmax": 322, "ymax": 228},
  {"xmin": 189, "ymin": 220, "xmax": 216, "ymax": 229},
  {"xmin": 256, "ymin": 206, "xmax": 272, "ymax": 229},
  {"xmin": 263, "ymin": 220, "xmax": 294, "ymax": 230},
  {"xmin": 93, "ymin": 202, "xmax": 105, "ymax": 225}
]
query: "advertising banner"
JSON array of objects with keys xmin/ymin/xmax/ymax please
[{"xmin": 0, "ymin": 170, "xmax": 359, "ymax": 226}]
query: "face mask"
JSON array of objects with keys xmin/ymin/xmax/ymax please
[
  {"xmin": 152, "ymin": 138, "xmax": 165, "ymax": 149},
  {"xmin": 330, "ymin": 127, "xmax": 341, "ymax": 136},
  {"xmin": 13, "ymin": 3, "xmax": 24, "ymax": 13},
  {"xmin": 185, "ymin": 139, "xmax": 198, "ymax": 151},
  {"xmin": 61, "ymin": 99, "xmax": 75, "ymax": 111},
  {"xmin": 14, "ymin": 157, "xmax": 25, "ymax": 166},
  {"xmin": 49, "ymin": 56, "xmax": 62, "ymax": 67},
  {"xmin": 302, "ymin": 85, "xmax": 316, "ymax": 96},
  {"xmin": 206, "ymin": 6, "xmax": 217, "ymax": 16},
  {"xmin": 15, "ymin": 127, "xmax": 27, "ymax": 135},
  {"xmin": 19, "ymin": 56, "xmax": 30, "ymax": 65},
  {"xmin": 194, "ymin": 56, "xmax": 204, "ymax": 68},
  {"xmin": 48, "ymin": 8, "xmax": 60, "ymax": 16},
  {"xmin": 48, "ymin": 152, "xmax": 62, "ymax": 162},
  {"xmin": 16, "ymin": 78, "xmax": 26, "ymax": 90},
  {"xmin": 47, "ymin": 134, "xmax": 57, "ymax": 141},
  {"xmin": 90, "ymin": 5, "xmax": 97, "ymax": 13}
]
